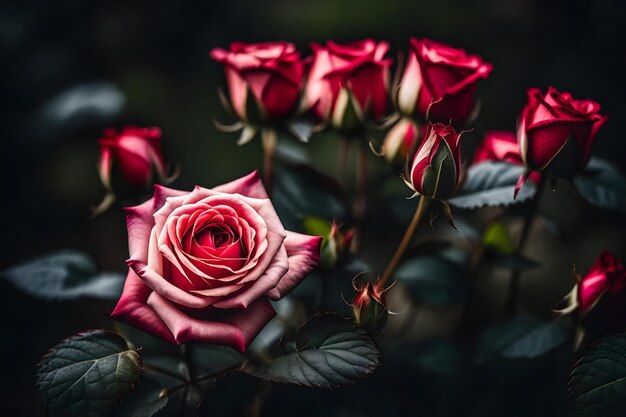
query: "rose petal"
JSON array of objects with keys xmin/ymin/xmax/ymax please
[
  {"xmin": 147, "ymin": 292, "xmax": 276, "ymax": 351},
  {"xmin": 213, "ymin": 171, "xmax": 269, "ymax": 199},
  {"xmin": 267, "ymin": 232, "xmax": 322, "ymax": 300},
  {"xmin": 110, "ymin": 269, "xmax": 176, "ymax": 344}
]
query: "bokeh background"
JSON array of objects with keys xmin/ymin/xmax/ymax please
[{"xmin": 2, "ymin": 0, "xmax": 626, "ymax": 415}]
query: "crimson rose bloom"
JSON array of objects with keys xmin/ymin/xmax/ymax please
[
  {"xmin": 408, "ymin": 123, "xmax": 463, "ymax": 200},
  {"xmin": 305, "ymin": 39, "xmax": 392, "ymax": 126},
  {"xmin": 210, "ymin": 42, "xmax": 304, "ymax": 121},
  {"xmin": 111, "ymin": 172, "xmax": 322, "ymax": 351},
  {"xmin": 98, "ymin": 126, "xmax": 168, "ymax": 190},
  {"xmin": 517, "ymin": 87, "xmax": 608, "ymax": 175},
  {"xmin": 578, "ymin": 252, "xmax": 626, "ymax": 316},
  {"xmin": 397, "ymin": 38, "xmax": 492, "ymax": 123}
]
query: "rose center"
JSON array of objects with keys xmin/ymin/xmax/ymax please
[{"xmin": 195, "ymin": 225, "xmax": 237, "ymax": 249}]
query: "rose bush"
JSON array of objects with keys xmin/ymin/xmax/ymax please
[
  {"xmin": 408, "ymin": 122, "xmax": 463, "ymax": 200},
  {"xmin": 305, "ymin": 39, "xmax": 392, "ymax": 128},
  {"xmin": 396, "ymin": 38, "xmax": 492, "ymax": 123},
  {"xmin": 110, "ymin": 171, "xmax": 322, "ymax": 351},
  {"xmin": 210, "ymin": 42, "xmax": 304, "ymax": 122},
  {"xmin": 517, "ymin": 86, "xmax": 608, "ymax": 176}
]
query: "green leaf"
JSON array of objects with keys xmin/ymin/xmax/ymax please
[
  {"xmin": 111, "ymin": 374, "xmax": 168, "ymax": 417},
  {"xmin": 574, "ymin": 157, "xmax": 626, "ymax": 211},
  {"xmin": 482, "ymin": 221, "xmax": 515, "ymax": 254},
  {"xmin": 249, "ymin": 314, "xmax": 380, "ymax": 388},
  {"xmin": 190, "ymin": 344, "xmax": 244, "ymax": 377},
  {"xmin": 395, "ymin": 255, "xmax": 466, "ymax": 304},
  {"xmin": 2, "ymin": 250, "xmax": 124, "ymax": 300},
  {"xmin": 273, "ymin": 166, "xmax": 348, "ymax": 232},
  {"xmin": 569, "ymin": 333, "xmax": 626, "ymax": 417},
  {"xmin": 36, "ymin": 330, "xmax": 143, "ymax": 417},
  {"xmin": 449, "ymin": 161, "xmax": 536, "ymax": 209},
  {"xmin": 477, "ymin": 319, "xmax": 569, "ymax": 360}
]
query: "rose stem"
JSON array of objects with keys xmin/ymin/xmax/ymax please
[
  {"xmin": 379, "ymin": 195, "xmax": 429, "ymax": 287},
  {"xmin": 261, "ymin": 128, "xmax": 277, "ymax": 194},
  {"xmin": 336, "ymin": 136, "xmax": 350, "ymax": 182},
  {"xmin": 503, "ymin": 175, "xmax": 547, "ymax": 318},
  {"xmin": 350, "ymin": 137, "xmax": 369, "ymax": 252}
]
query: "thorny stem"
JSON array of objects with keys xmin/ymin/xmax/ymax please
[
  {"xmin": 350, "ymin": 137, "xmax": 369, "ymax": 252},
  {"xmin": 261, "ymin": 129, "xmax": 277, "ymax": 195},
  {"xmin": 503, "ymin": 175, "xmax": 547, "ymax": 318},
  {"xmin": 379, "ymin": 195, "xmax": 429, "ymax": 287}
]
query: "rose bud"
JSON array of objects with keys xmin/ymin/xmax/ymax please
[
  {"xmin": 320, "ymin": 221, "xmax": 354, "ymax": 269},
  {"xmin": 352, "ymin": 279, "xmax": 388, "ymax": 333},
  {"xmin": 578, "ymin": 252, "xmax": 626, "ymax": 316},
  {"xmin": 210, "ymin": 42, "xmax": 304, "ymax": 123},
  {"xmin": 517, "ymin": 86, "xmax": 608, "ymax": 177},
  {"xmin": 304, "ymin": 39, "xmax": 392, "ymax": 130},
  {"xmin": 110, "ymin": 172, "xmax": 322, "ymax": 352},
  {"xmin": 98, "ymin": 126, "xmax": 170, "ymax": 191},
  {"xmin": 381, "ymin": 117, "xmax": 419, "ymax": 163},
  {"xmin": 396, "ymin": 38, "xmax": 492, "ymax": 124},
  {"xmin": 407, "ymin": 122, "xmax": 463, "ymax": 201}
]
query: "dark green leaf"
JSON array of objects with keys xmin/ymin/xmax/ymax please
[
  {"xmin": 477, "ymin": 320, "xmax": 568, "ymax": 360},
  {"xmin": 190, "ymin": 344, "xmax": 244, "ymax": 377},
  {"xmin": 249, "ymin": 314, "xmax": 380, "ymax": 388},
  {"xmin": 272, "ymin": 166, "xmax": 348, "ymax": 231},
  {"xmin": 36, "ymin": 330, "xmax": 143, "ymax": 417},
  {"xmin": 569, "ymin": 333, "xmax": 626, "ymax": 417},
  {"xmin": 395, "ymin": 255, "xmax": 466, "ymax": 304},
  {"xmin": 574, "ymin": 157, "xmax": 626, "ymax": 211},
  {"xmin": 2, "ymin": 250, "xmax": 124, "ymax": 300},
  {"xmin": 449, "ymin": 162, "xmax": 536, "ymax": 208},
  {"xmin": 111, "ymin": 374, "xmax": 167, "ymax": 417}
]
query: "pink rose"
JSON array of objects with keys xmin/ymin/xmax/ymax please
[
  {"xmin": 304, "ymin": 39, "xmax": 392, "ymax": 126},
  {"xmin": 517, "ymin": 86, "xmax": 608, "ymax": 175},
  {"xmin": 381, "ymin": 117, "xmax": 419, "ymax": 163},
  {"xmin": 578, "ymin": 251, "xmax": 626, "ymax": 316},
  {"xmin": 98, "ymin": 126, "xmax": 168, "ymax": 190},
  {"xmin": 397, "ymin": 38, "xmax": 492, "ymax": 123},
  {"xmin": 110, "ymin": 172, "xmax": 322, "ymax": 351},
  {"xmin": 210, "ymin": 42, "xmax": 304, "ymax": 121}
]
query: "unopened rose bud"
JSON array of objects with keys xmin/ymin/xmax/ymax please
[
  {"xmin": 305, "ymin": 39, "xmax": 392, "ymax": 129},
  {"xmin": 407, "ymin": 122, "xmax": 463, "ymax": 201},
  {"xmin": 210, "ymin": 42, "xmax": 304, "ymax": 124},
  {"xmin": 517, "ymin": 87, "xmax": 608, "ymax": 177},
  {"xmin": 352, "ymin": 279, "xmax": 388, "ymax": 332},
  {"xmin": 382, "ymin": 117, "xmax": 419, "ymax": 163},
  {"xmin": 98, "ymin": 126, "xmax": 169, "ymax": 191}
]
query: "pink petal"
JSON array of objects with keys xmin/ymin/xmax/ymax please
[
  {"xmin": 213, "ymin": 245, "xmax": 289, "ymax": 309},
  {"xmin": 213, "ymin": 171, "xmax": 269, "ymax": 199},
  {"xmin": 124, "ymin": 198, "xmax": 157, "ymax": 264},
  {"xmin": 110, "ymin": 269, "xmax": 176, "ymax": 344},
  {"xmin": 266, "ymin": 232, "xmax": 322, "ymax": 300},
  {"xmin": 147, "ymin": 292, "xmax": 276, "ymax": 351}
]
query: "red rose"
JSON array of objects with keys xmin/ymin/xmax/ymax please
[
  {"xmin": 578, "ymin": 252, "xmax": 626, "ymax": 316},
  {"xmin": 98, "ymin": 126, "xmax": 168, "ymax": 190},
  {"xmin": 210, "ymin": 42, "xmax": 304, "ymax": 121},
  {"xmin": 397, "ymin": 38, "xmax": 492, "ymax": 123},
  {"xmin": 304, "ymin": 39, "xmax": 392, "ymax": 127},
  {"xmin": 408, "ymin": 123, "xmax": 463, "ymax": 200},
  {"xmin": 110, "ymin": 172, "xmax": 322, "ymax": 351},
  {"xmin": 517, "ymin": 87, "xmax": 608, "ymax": 175}
]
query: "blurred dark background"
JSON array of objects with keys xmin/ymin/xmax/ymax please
[{"xmin": 1, "ymin": 0, "xmax": 626, "ymax": 415}]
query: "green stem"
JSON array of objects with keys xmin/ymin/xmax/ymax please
[
  {"xmin": 261, "ymin": 128, "xmax": 277, "ymax": 194},
  {"xmin": 336, "ymin": 136, "xmax": 350, "ymax": 182},
  {"xmin": 503, "ymin": 175, "xmax": 547, "ymax": 318},
  {"xmin": 379, "ymin": 195, "xmax": 429, "ymax": 287},
  {"xmin": 143, "ymin": 364, "xmax": 186, "ymax": 382},
  {"xmin": 350, "ymin": 138, "xmax": 369, "ymax": 252}
]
